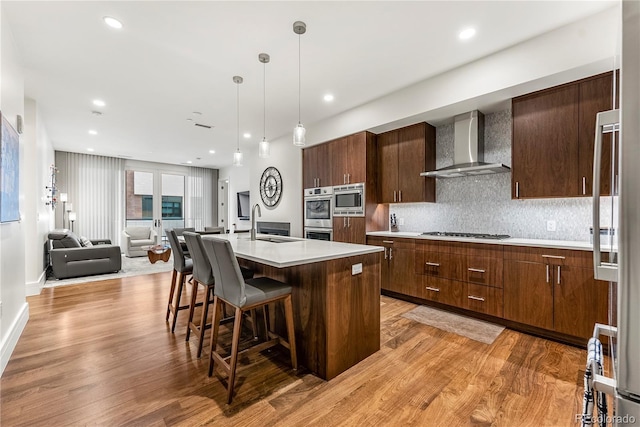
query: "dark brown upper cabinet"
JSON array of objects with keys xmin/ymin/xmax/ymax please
[
  {"xmin": 377, "ymin": 122, "xmax": 436, "ymax": 203},
  {"xmin": 512, "ymin": 71, "xmax": 618, "ymax": 199}
]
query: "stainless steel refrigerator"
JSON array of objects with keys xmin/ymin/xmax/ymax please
[{"xmin": 589, "ymin": 1, "xmax": 640, "ymax": 424}]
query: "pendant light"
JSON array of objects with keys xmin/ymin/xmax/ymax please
[
  {"xmin": 293, "ymin": 21, "xmax": 307, "ymax": 146},
  {"xmin": 232, "ymin": 75, "xmax": 244, "ymax": 167},
  {"xmin": 258, "ymin": 53, "xmax": 271, "ymax": 158}
]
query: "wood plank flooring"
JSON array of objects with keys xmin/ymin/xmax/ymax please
[{"xmin": 1, "ymin": 271, "xmax": 590, "ymax": 426}]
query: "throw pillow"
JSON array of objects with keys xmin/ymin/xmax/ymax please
[{"xmin": 79, "ymin": 236, "xmax": 93, "ymax": 247}]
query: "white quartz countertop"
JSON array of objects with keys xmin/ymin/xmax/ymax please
[
  {"xmin": 202, "ymin": 233, "xmax": 383, "ymax": 268},
  {"xmin": 366, "ymin": 231, "xmax": 595, "ymax": 251}
]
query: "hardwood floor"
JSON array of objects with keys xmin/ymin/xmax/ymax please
[{"xmin": 1, "ymin": 271, "xmax": 590, "ymax": 426}]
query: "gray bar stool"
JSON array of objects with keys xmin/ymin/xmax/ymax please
[
  {"xmin": 165, "ymin": 229, "xmax": 193, "ymax": 333},
  {"xmin": 183, "ymin": 232, "xmax": 256, "ymax": 358},
  {"xmin": 182, "ymin": 231, "xmax": 216, "ymax": 358},
  {"xmin": 202, "ymin": 237, "xmax": 297, "ymax": 404}
]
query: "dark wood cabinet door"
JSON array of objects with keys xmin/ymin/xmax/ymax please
[
  {"xmin": 332, "ymin": 217, "xmax": 349, "ymax": 243},
  {"xmin": 302, "ymin": 147, "xmax": 317, "ymax": 189},
  {"xmin": 315, "ymin": 143, "xmax": 332, "ymax": 188},
  {"xmin": 512, "ymin": 84, "xmax": 580, "ymax": 198},
  {"xmin": 503, "ymin": 260, "xmax": 553, "ymax": 330},
  {"xmin": 465, "ymin": 284, "xmax": 503, "ymax": 318},
  {"xmin": 347, "ymin": 132, "xmax": 367, "ymax": 184},
  {"xmin": 348, "ymin": 217, "xmax": 366, "ymax": 245},
  {"xmin": 578, "ymin": 73, "xmax": 616, "ymax": 197},
  {"xmin": 377, "ymin": 130, "xmax": 398, "ymax": 203},
  {"xmin": 421, "ymin": 276, "xmax": 464, "ymax": 308},
  {"xmin": 554, "ymin": 266, "xmax": 609, "ymax": 340},
  {"xmin": 397, "ymin": 123, "xmax": 426, "ymax": 203},
  {"xmin": 330, "ymin": 137, "xmax": 349, "ymax": 186},
  {"xmin": 388, "ymin": 246, "xmax": 417, "ymax": 297}
]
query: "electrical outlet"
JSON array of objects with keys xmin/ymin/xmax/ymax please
[
  {"xmin": 547, "ymin": 220, "xmax": 557, "ymax": 232},
  {"xmin": 352, "ymin": 263, "xmax": 363, "ymax": 275},
  {"xmin": 398, "ymin": 218, "xmax": 405, "ymax": 226}
]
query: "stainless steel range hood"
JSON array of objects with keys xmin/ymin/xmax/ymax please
[{"xmin": 420, "ymin": 110, "xmax": 510, "ymax": 178}]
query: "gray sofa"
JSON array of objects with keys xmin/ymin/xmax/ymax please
[
  {"xmin": 121, "ymin": 227, "xmax": 158, "ymax": 257},
  {"xmin": 48, "ymin": 230, "xmax": 122, "ymax": 279}
]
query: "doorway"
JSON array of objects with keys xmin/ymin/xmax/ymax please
[{"xmin": 125, "ymin": 169, "xmax": 186, "ymax": 242}]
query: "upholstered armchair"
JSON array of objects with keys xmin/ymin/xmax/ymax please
[{"xmin": 122, "ymin": 227, "xmax": 158, "ymax": 257}]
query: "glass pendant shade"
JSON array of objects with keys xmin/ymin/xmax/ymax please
[
  {"xmin": 293, "ymin": 123, "xmax": 306, "ymax": 146},
  {"xmin": 259, "ymin": 138, "xmax": 270, "ymax": 158},
  {"xmin": 232, "ymin": 150, "xmax": 243, "ymax": 167}
]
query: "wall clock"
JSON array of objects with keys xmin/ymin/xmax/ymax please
[{"xmin": 259, "ymin": 166, "xmax": 283, "ymax": 208}]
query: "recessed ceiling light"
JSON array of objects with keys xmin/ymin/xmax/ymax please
[
  {"xmin": 458, "ymin": 27, "xmax": 476, "ymax": 40},
  {"xmin": 88, "ymin": 130, "xmax": 98, "ymax": 135},
  {"xmin": 186, "ymin": 118, "xmax": 193, "ymax": 122},
  {"xmin": 93, "ymin": 99, "xmax": 106, "ymax": 107},
  {"xmin": 87, "ymin": 148, "xmax": 95, "ymax": 152},
  {"xmin": 323, "ymin": 94, "xmax": 334, "ymax": 102},
  {"xmin": 103, "ymin": 16, "xmax": 123, "ymax": 29},
  {"xmin": 186, "ymin": 160, "xmax": 193, "ymax": 164},
  {"xmin": 243, "ymin": 133, "xmax": 251, "ymax": 139},
  {"xmin": 209, "ymin": 150, "xmax": 216, "ymax": 154}
]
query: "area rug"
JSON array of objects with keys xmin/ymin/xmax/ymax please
[
  {"xmin": 401, "ymin": 305, "xmax": 505, "ymax": 345},
  {"xmin": 44, "ymin": 254, "xmax": 173, "ymax": 288}
]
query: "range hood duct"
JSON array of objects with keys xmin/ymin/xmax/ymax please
[{"xmin": 421, "ymin": 110, "xmax": 510, "ymax": 178}]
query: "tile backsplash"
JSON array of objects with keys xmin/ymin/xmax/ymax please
[{"xmin": 390, "ymin": 108, "xmax": 610, "ymax": 241}]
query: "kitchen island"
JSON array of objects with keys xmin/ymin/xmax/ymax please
[{"xmin": 202, "ymin": 233, "xmax": 383, "ymax": 380}]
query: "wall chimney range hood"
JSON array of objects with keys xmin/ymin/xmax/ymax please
[{"xmin": 421, "ymin": 110, "xmax": 510, "ymax": 178}]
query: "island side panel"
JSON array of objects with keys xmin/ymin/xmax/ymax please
[
  {"xmin": 238, "ymin": 259, "xmax": 329, "ymax": 379},
  {"xmin": 325, "ymin": 252, "xmax": 381, "ymax": 380}
]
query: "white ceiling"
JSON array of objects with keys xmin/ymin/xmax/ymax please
[{"xmin": 3, "ymin": 1, "xmax": 616, "ymax": 169}]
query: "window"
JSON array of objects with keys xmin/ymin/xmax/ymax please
[{"xmin": 162, "ymin": 196, "xmax": 183, "ymax": 219}]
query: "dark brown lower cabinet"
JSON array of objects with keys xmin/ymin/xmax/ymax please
[
  {"xmin": 333, "ymin": 217, "xmax": 366, "ymax": 245},
  {"xmin": 503, "ymin": 259, "xmax": 554, "ymax": 330},
  {"xmin": 464, "ymin": 283, "xmax": 503, "ymax": 318},
  {"xmin": 420, "ymin": 276, "xmax": 464, "ymax": 307}
]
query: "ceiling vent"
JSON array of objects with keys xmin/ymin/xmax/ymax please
[{"xmin": 194, "ymin": 123, "xmax": 213, "ymax": 129}]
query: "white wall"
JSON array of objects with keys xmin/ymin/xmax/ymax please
[
  {"xmin": 23, "ymin": 98, "xmax": 55, "ymax": 296},
  {"xmin": 218, "ymin": 150, "xmax": 254, "ymax": 232},
  {"xmin": 0, "ymin": 7, "xmax": 28, "ymax": 375}
]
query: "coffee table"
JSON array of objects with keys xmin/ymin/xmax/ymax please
[{"xmin": 145, "ymin": 244, "xmax": 171, "ymax": 264}]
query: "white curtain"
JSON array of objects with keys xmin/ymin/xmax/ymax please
[
  {"xmin": 55, "ymin": 152, "xmax": 124, "ymax": 245},
  {"xmin": 185, "ymin": 166, "xmax": 216, "ymax": 230}
]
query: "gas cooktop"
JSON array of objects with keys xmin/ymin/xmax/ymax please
[{"xmin": 421, "ymin": 231, "xmax": 511, "ymax": 240}]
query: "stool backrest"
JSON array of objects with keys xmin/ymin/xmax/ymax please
[
  {"xmin": 182, "ymin": 232, "xmax": 214, "ymax": 286},
  {"xmin": 173, "ymin": 227, "xmax": 195, "ymax": 237},
  {"xmin": 166, "ymin": 229, "xmax": 189, "ymax": 273},
  {"xmin": 202, "ymin": 238, "xmax": 247, "ymax": 307}
]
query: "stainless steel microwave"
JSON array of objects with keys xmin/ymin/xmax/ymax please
[{"xmin": 333, "ymin": 183, "xmax": 365, "ymax": 216}]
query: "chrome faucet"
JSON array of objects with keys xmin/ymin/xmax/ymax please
[{"xmin": 250, "ymin": 203, "xmax": 261, "ymax": 241}]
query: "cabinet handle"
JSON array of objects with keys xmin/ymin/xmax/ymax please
[
  {"xmin": 467, "ymin": 295, "xmax": 485, "ymax": 302},
  {"xmin": 393, "ymin": 191, "xmax": 397, "ymax": 202},
  {"xmin": 515, "ymin": 182, "xmax": 519, "ymax": 198},
  {"xmin": 468, "ymin": 268, "xmax": 485, "ymax": 273},
  {"xmin": 425, "ymin": 287, "xmax": 440, "ymax": 292},
  {"xmin": 546, "ymin": 264, "xmax": 550, "ymax": 283},
  {"xmin": 343, "ymin": 174, "xmax": 346, "ymax": 185},
  {"xmin": 389, "ymin": 248, "xmax": 393, "ymax": 260},
  {"xmin": 382, "ymin": 240, "xmax": 394, "ymax": 244},
  {"xmin": 541, "ymin": 255, "xmax": 565, "ymax": 260},
  {"xmin": 582, "ymin": 176, "xmax": 587, "ymax": 195},
  {"xmin": 425, "ymin": 262, "xmax": 440, "ymax": 267},
  {"xmin": 384, "ymin": 247, "xmax": 387, "ymax": 260},
  {"xmin": 347, "ymin": 217, "xmax": 351, "ymax": 227},
  {"xmin": 399, "ymin": 190, "xmax": 402, "ymax": 202},
  {"xmin": 347, "ymin": 173, "xmax": 350, "ymax": 184},
  {"xmin": 557, "ymin": 265, "xmax": 561, "ymax": 285}
]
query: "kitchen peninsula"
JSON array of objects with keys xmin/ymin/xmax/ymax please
[{"xmin": 202, "ymin": 233, "xmax": 383, "ymax": 380}]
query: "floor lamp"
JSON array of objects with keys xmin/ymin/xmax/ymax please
[
  {"xmin": 59, "ymin": 192, "xmax": 68, "ymax": 228},
  {"xmin": 66, "ymin": 203, "xmax": 73, "ymax": 230},
  {"xmin": 68, "ymin": 211, "xmax": 76, "ymax": 233}
]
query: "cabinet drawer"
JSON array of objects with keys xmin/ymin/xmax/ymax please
[
  {"xmin": 504, "ymin": 246, "xmax": 592, "ymax": 267},
  {"xmin": 464, "ymin": 284, "xmax": 503, "ymax": 318},
  {"xmin": 467, "ymin": 243, "xmax": 503, "ymax": 259},
  {"xmin": 421, "ymin": 276, "xmax": 464, "ymax": 308},
  {"xmin": 368, "ymin": 237, "xmax": 414, "ymax": 250},
  {"xmin": 415, "ymin": 251, "xmax": 465, "ymax": 281},
  {"xmin": 466, "ymin": 256, "xmax": 503, "ymax": 288}
]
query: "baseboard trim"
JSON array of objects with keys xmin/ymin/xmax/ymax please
[
  {"xmin": 26, "ymin": 270, "xmax": 47, "ymax": 296},
  {"xmin": 1, "ymin": 302, "xmax": 29, "ymax": 377}
]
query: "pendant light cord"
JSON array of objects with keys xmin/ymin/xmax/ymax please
[
  {"xmin": 237, "ymin": 82, "xmax": 240, "ymax": 152},
  {"xmin": 263, "ymin": 61, "xmax": 267, "ymax": 138},
  {"xmin": 298, "ymin": 33, "xmax": 301, "ymax": 125}
]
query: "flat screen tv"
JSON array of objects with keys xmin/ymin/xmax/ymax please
[{"xmin": 237, "ymin": 191, "xmax": 250, "ymax": 220}]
